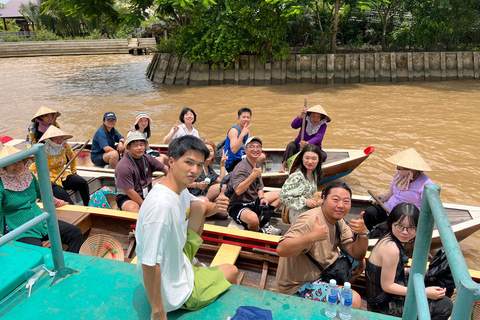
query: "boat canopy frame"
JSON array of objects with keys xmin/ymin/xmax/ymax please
[
  {"xmin": 0, "ymin": 144, "xmax": 74, "ymax": 284},
  {"xmin": 403, "ymin": 184, "xmax": 480, "ymax": 320}
]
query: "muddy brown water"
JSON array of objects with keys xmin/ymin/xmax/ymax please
[{"xmin": 1, "ymin": 54, "xmax": 479, "ymax": 269}]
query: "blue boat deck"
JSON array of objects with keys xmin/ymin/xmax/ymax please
[{"xmin": 0, "ymin": 241, "xmax": 398, "ymax": 320}]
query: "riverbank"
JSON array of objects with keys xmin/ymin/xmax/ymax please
[
  {"xmin": 148, "ymin": 51, "xmax": 480, "ymax": 86},
  {"xmin": 0, "ymin": 39, "xmax": 129, "ymax": 58}
]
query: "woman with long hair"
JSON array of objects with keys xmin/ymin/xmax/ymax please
[
  {"xmin": 279, "ymin": 144, "xmax": 323, "ymax": 223},
  {"xmin": 365, "ymin": 202, "xmax": 453, "ymax": 319}
]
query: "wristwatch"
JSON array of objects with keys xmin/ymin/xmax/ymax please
[{"xmin": 358, "ymin": 230, "xmax": 370, "ymax": 238}]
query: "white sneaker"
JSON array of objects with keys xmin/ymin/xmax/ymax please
[{"xmin": 260, "ymin": 223, "xmax": 281, "ymax": 235}]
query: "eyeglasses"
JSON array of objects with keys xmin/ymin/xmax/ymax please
[
  {"xmin": 393, "ymin": 223, "xmax": 417, "ymax": 234},
  {"xmin": 105, "ymin": 119, "xmax": 116, "ymax": 123},
  {"xmin": 247, "ymin": 145, "xmax": 262, "ymax": 150}
]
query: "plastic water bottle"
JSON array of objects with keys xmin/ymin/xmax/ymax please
[
  {"xmin": 339, "ymin": 282, "xmax": 353, "ymax": 320},
  {"xmin": 325, "ymin": 279, "xmax": 338, "ymax": 318}
]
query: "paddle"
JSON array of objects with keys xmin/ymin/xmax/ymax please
[
  {"xmin": 52, "ymin": 139, "xmax": 90, "ymax": 184},
  {"xmin": 367, "ymin": 190, "xmax": 391, "ymax": 215},
  {"xmin": 300, "ymin": 98, "xmax": 307, "ymax": 142}
]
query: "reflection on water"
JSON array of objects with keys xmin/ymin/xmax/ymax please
[{"xmin": 1, "ymin": 54, "xmax": 479, "ymax": 267}]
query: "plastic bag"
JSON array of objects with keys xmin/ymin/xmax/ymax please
[
  {"xmin": 425, "ymin": 249, "xmax": 455, "ymax": 297},
  {"xmin": 231, "ymin": 306, "xmax": 273, "ymax": 320}
]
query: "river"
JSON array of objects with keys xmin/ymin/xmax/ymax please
[{"xmin": 1, "ymin": 54, "xmax": 479, "ymax": 268}]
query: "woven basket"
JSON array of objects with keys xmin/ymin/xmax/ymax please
[
  {"xmin": 79, "ymin": 234, "xmax": 125, "ymax": 261},
  {"xmin": 450, "ymin": 290, "xmax": 480, "ymax": 319}
]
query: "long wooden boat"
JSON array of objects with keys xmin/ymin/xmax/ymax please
[
  {"xmin": 1, "ymin": 138, "xmax": 374, "ymax": 188},
  {"xmin": 46, "ymin": 170, "xmax": 480, "ymax": 253},
  {"xmin": 24, "ymin": 204, "xmax": 480, "ymax": 318},
  {"xmin": 77, "ymin": 143, "xmax": 375, "ymax": 188}
]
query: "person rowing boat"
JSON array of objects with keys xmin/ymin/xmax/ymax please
[{"xmin": 279, "ymin": 104, "xmax": 331, "ymax": 173}]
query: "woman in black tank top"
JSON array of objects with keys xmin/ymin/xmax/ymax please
[{"xmin": 365, "ymin": 203, "xmax": 453, "ymax": 319}]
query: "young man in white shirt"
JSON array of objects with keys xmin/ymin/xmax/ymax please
[{"xmin": 135, "ymin": 135, "xmax": 238, "ymax": 320}]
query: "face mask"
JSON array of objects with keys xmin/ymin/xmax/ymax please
[
  {"xmin": 44, "ymin": 139, "xmax": 66, "ymax": 156},
  {"xmin": 394, "ymin": 169, "xmax": 414, "ymax": 191}
]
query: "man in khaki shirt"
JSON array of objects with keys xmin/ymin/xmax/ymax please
[{"xmin": 276, "ymin": 181, "xmax": 369, "ymax": 309}]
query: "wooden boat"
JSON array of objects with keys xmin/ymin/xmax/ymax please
[
  {"xmin": 3, "ymin": 202, "xmax": 480, "ymax": 318},
  {"xmin": 49, "ymin": 174, "xmax": 480, "ymax": 253},
  {"xmin": 2, "ymin": 137, "xmax": 375, "ymax": 187},
  {"xmin": 2, "ymin": 134, "xmax": 477, "ymax": 250}
]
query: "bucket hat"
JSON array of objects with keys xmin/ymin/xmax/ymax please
[
  {"xmin": 126, "ymin": 131, "xmax": 147, "ymax": 146},
  {"xmin": 134, "ymin": 112, "xmax": 152, "ymax": 126}
]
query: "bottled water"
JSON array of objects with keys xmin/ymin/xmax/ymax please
[
  {"xmin": 325, "ymin": 279, "xmax": 338, "ymax": 318},
  {"xmin": 339, "ymin": 282, "xmax": 353, "ymax": 320}
]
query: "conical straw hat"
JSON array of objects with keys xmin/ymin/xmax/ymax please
[
  {"xmin": 38, "ymin": 126, "xmax": 73, "ymax": 143},
  {"xmin": 307, "ymin": 105, "xmax": 331, "ymax": 123},
  {"xmin": 385, "ymin": 148, "xmax": 432, "ymax": 172},
  {"xmin": 0, "ymin": 145, "xmax": 22, "ymax": 160},
  {"xmin": 31, "ymin": 106, "xmax": 61, "ymax": 122}
]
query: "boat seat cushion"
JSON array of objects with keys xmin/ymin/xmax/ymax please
[{"xmin": 0, "ymin": 242, "xmax": 44, "ymax": 300}]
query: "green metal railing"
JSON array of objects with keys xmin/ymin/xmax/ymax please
[
  {"xmin": 403, "ymin": 184, "xmax": 480, "ymax": 319},
  {"xmin": 0, "ymin": 144, "xmax": 69, "ymax": 282}
]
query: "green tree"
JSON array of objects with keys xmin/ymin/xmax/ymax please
[
  {"xmin": 360, "ymin": 0, "xmax": 402, "ymax": 51},
  {"xmin": 174, "ymin": 0, "xmax": 290, "ymax": 65},
  {"xmin": 404, "ymin": 0, "xmax": 480, "ymax": 50}
]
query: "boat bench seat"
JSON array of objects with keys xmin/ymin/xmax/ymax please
[
  {"xmin": 0, "ymin": 242, "xmax": 44, "ymax": 300},
  {"xmin": 42, "ymin": 207, "xmax": 91, "ymax": 249},
  {"xmin": 210, "ymin": 243, "xmax": 242, "ymax": 267},
  {"xmin": 129, "ymin": 244, "xmax": 242, "ymax": 267}
]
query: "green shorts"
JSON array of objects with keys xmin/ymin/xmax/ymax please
[{"xmin": 181, "ymin": 228, "xmax": 231, "ymax": 310}]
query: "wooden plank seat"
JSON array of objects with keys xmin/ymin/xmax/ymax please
[
  {"xmin": 129, "ymin": 244, "xmax": 242, "ymax": 267},
  {"xmin": 210, "ymin": 244, "xmax": 242, "ymax": 267},
  {"xmin": 39, "ymin": 205, "xmax": 92, "ymax": 248}
]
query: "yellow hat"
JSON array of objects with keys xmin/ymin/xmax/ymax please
[
  {"xmin": 307, "ymin": 105, "xmax": 331, "ymax": 123},
  {"xmin": 38, "ymin": 126, "xmax": 73, "ymax": 143},
  {"xmin": 386, "ymin": 148, "xmax": 432, "ymax": 172},
  {"xmin": 31, "ymin": 106, "xmax": 61, "ymax": 122}
]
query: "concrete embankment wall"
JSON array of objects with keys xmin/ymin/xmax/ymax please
[
  {"xmin": 0, "ymin": 39, "xmax": 129, "ymax": 58},
  {"xmin": 147, "ymin": 52, "xmax": 480, "ymax": 86}
]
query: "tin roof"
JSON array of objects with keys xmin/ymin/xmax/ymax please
[{"xmin": 0, "ymin": 0, "xmax": 32, "ymax": 19}]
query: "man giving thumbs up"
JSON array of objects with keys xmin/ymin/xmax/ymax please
[{"xmin": 276, "ymin": 181, "xmax": 368, "ymax": 309}]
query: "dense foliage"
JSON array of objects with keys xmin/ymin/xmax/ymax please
[{"xmin": 2, "ymin": 0, "xmax": 480, "ymax": 62}]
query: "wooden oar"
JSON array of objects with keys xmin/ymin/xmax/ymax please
[
  {"xmin": 52, "ymin": 139, "xmax": 90, "ymax": 184},
  {"xmin": 367, "ymin": 190, "xmax": 391, "ymax": 214},
  {"xmin": 300, "ymin": 98, "xmax": 307, "ymax": 142}
]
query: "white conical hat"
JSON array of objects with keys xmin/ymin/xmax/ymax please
[
  {"xmin": 386, "ymin": 148, "xmax": 432, "ymax": 172},
  {"xmin": 31, "ymin": 106, "xmax": 61, "ymax": 122},
  {"xmin": 307, "ymin": 105, "xmax": 331, "ymax": 122},
  {"xmin": 38, "ymin": 126, "xmax": 73, "ymax": 143},
  {"xmin": 0, "ymin": 145, "xmax": 22, "ymax": 160}
]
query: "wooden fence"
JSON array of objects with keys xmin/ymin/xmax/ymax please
[
  {"xmin": 147, "ymin": 52, "xmax": 480, "ymax": 86},
  {"xmin": 0, "ymin": 39, "xmax": 129, "ymax": 58}
]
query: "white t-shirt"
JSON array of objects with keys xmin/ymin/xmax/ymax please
[
  {"xmin": 164, "ymin": 123, "xmax": 199, "ymax": 143},
  {"xmin": 135, "ymin": 184, "xmax": 195, "ymax": 312}
]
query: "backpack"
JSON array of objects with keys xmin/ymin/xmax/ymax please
[
  {"xmin": 215, "ymin": 139, "xmax": 226, "ymax": 164},
  {"xmin": 220, "ymin": 172, "xmax": 234, "ymax": 198}
]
